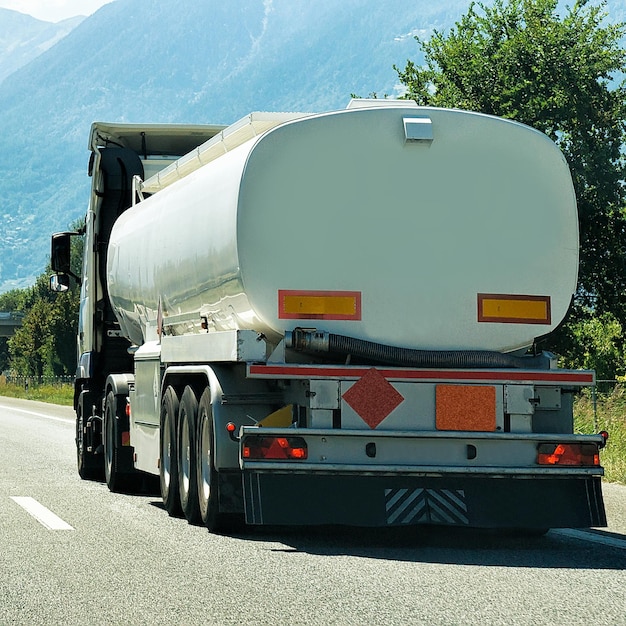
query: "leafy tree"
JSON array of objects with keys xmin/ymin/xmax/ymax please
[
  {"xmin": 8, "ymin": 283, "xmax": 80, "ymax": 379},
  {"xmin": 5, "ymin": 219, "xmax": 83, "ymax": 379},
  {"xmin": 9, "ymin": 297, "xmax": 52, "ymax": 378},
  {"xmin": 0, "ymin": 288, "xmax": 28, "ymax": 312},
  {"xmin": 396, "ymin": 0, "xmax": 626, "ymax": 375},
  {"xmin": 557, "ymin": 309, "xmax": 626, "ymax": 380}
]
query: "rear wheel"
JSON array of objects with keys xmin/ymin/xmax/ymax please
[
  {"xmin": 197, "ymin": 387, "xmax": 227, "ymax": 532},
  {"xmin": 178, "ymin": 386, "xmax": 201, "ymax": 524},
  {"xmin": 160, "ymin": 386, "xmax": 181, "ymax": 516},
  {"xmin": 104, "ymin": 390, "xmax": 136, "ymax": 492}
]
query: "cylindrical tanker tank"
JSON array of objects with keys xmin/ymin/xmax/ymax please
[{"xmin": 106, "ymin": 105, "xmax": 578, "ymax": 352}]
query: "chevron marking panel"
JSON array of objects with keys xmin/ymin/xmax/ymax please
[{"xmin": 384, "ymin": 488, "xmax": 469, "ymax": 526}]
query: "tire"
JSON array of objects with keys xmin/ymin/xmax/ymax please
[
  {"xmin": 160, "ymin": 386, "xmax": 181, "ymax": 517},
  {"xmin": 104, "ymin": 390, "xmax": 135, "ymax": 492},
  {"xmin": 76, "ymin": 401, "xmax": 103, "ymax": 481},
  {"xmin": 196, "ymin": 387, "xmax": 228, "ymax": 532},
  {"xmin": 178, "ymin": 386, "xmax": 201, "ymax": 524}
]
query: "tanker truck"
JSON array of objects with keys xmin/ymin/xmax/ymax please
[{"xmin": 51, "ymin": 100, "xmax": 607, "ymax": 532}]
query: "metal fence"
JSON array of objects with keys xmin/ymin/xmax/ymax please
[
  {"xmin": 1, "ymin": 375, "xmax": 74, "ymax": 388},
  {"xmin": 595, "ymin": 379, "xmax": 620, "ymax": 395}
]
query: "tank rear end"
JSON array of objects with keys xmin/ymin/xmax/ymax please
[{"xmin": 238, "ymin": 105, "xmax": 578, "ymax": 352}]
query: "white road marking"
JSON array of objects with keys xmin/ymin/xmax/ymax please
[
  {"xmin": 10, "ymin": 497, "xmax": 75, "ymax": 531},
  {"xmin": 0, "ymin": 404, "xmax": 73, "ymax": 424},
  {"xmin": 552, "ymin": 528, "xmax": 626, "ymax": 550}
]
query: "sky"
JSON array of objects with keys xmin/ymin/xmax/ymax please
[{"xmin": 0, "ymin": 0, "xmax": 115, "ymax": 22}]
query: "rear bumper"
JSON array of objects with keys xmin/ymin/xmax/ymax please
[{"xmin": 242, "ymin": 472, "xmax": 606, "ymax": 529}]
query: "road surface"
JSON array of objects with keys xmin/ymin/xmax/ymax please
[{"xmin": 1, "ymin": 397, "xmax": 625, "ymax": 625}]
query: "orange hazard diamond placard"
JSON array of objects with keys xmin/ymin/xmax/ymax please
[
  {"xmin": 342, "ymin": 368, "xmax": 404, "ymax": 429},
  {"xmin": 436, "ymin": 385, "xmax": 496, "ymax": 432}
]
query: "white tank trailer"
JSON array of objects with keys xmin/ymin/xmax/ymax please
[
  {"xmin": 107, "ymin": 103, "xmax": 578, "ymax": 353},
  {"xmin": 51, "ymin": 101, "xmax": 607, "ymax": 533}
]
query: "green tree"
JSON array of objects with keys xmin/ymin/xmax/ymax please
[
  {"xmin": 5, "ymin": 219, "xmax": 83, "ymax": 379},
  {"xmin": 556, "ymin": 308, "xmax": 625, "ymax": 380},
  {"xmin": 396, "ymin": 0, "xmax": 626, "ymax": 374},
  {"xmin": 8, "ymin": 275, "xmax": 80, "ymax": 379},
  {"xmin": 0, "ymin": 288, "xmax": 28, "ymax": 312},
  {"xmin": 9, "ymin": 297, "xmax": 52, "ymax": 378}
]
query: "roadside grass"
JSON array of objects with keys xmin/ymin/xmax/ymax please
[
  {"xmin": 0, "ymin": 379, "xmax": 623, "ymax": 483},
  {"xmin": 0, "ymin": 380, "xmax": 74, "ymax": 406},
  {"xmin": 574, "ymin": 387, "xmax": 626, "ymax": 485}
]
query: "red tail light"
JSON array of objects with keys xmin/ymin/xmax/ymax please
[
  {"xmin": 537, "ymin": 443, "xmax": 600, "ymax": 467},
  {"xmin": 242, "ymin": 435, "xmax": 308, "ymax": 460}
]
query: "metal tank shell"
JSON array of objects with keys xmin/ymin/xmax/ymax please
[{"xmin": 106, "ymin": 106, "xmax": 578, "ymax": 352}]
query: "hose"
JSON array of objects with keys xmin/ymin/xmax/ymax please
[{"xmin": 286, "ymin": 328, "xmax": 548, "ymax": 369}]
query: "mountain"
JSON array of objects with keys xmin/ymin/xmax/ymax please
[
  {"xmin": 0, "ymin": 0, "xmax": 473, "ymax": 292},
  {"xmin": 0, "ymin": 0, "xmax": 623, "ymax": 293},
  {"xmin": 0, "ymin": 9, "xmax": 83, "ymax": 84}
]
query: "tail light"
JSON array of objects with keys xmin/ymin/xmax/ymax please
[
  {"xmin": 537, "ymin": 443, "xmax": 600, "ymax": 467},
  {"xmin": 242, "ymin": 435, "xmax": 308, "ymax": 460}
]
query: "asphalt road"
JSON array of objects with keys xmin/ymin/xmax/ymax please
[{"xmin": 1, "ymin": 397, "xmax": 625, "ymax": 626}]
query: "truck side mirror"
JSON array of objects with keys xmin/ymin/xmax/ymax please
[
  {"xmin": 51, "ymin": 232, "xmax": 72, "ymax": 274},
  {"xmin": 50, "ymin": 274, "xmax": 70, "ymax": 293},
  {"xmin": 50, "ymin": 231, "xmax": 81, "ymax": 286}
]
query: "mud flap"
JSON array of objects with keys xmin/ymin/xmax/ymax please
[{"xmin": 242, "ymin": 473, "xmax": 606, "ymax": 529}]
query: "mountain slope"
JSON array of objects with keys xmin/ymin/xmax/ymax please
[
  {"xmin": 0, "ymin": 8, "xmax": 83, "ymax": 84},
  {"xmin": 0, "ymin": 0, "xmax": 473, "ymax": 292}
]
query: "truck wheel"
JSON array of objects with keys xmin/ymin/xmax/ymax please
[
  {"xmin": 196, "ymin": 387, "xmax": 228, "ymax": 532},
  {"xmin": 76, "ymin": 403, "xmax": 103, "ymax": 481},
  {"xmin": 160, "ymin": 386, "xmax": 181, "ymax": 516},
  {"xmin": 104, "ymin": 390, "xmax": 135, "ymax": 493},
  {"xmin": 178, "ymin": 386, "xmax": 201, "ymax": 524}
]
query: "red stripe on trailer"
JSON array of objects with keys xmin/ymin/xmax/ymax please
[{"xmin": 248, "ymin": 364, "xmax": 594, "ymax": 385}]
